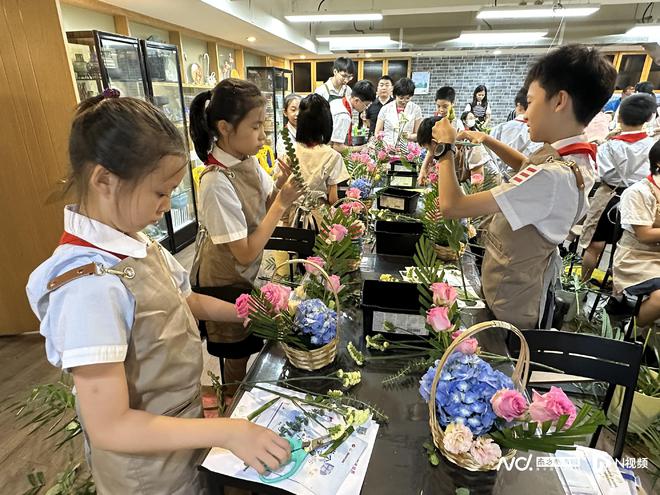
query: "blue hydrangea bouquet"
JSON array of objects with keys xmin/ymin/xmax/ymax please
[{"xmin": 421, "ymin": 321, "xmax": 606, "ymax": 471}]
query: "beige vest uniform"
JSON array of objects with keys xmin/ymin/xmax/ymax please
[
  {"xmin": 579, "ymin": 182, "xmax": 617, "ymax": 249},
  {"xmin": 482, "ymin": 144, "xmax": 586, "ymax": 329},
  {"xmin": 613, "ymin": 180, "xmax": 660, "ymax": 293},
  {"xmin": 48, "ymin": 242, "xmax": 206, "ymax": 494},
  {"xmin": 192, "ymin": 160, "xmax": 266, "ymax": 343}
]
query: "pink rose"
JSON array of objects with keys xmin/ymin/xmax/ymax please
[
  {"xmin": 427, "ymin": 171, "xmax": 438, "ymax": 184},
  {"xmin": 350, "ymin": 201, "xmax": 364, "ymax": 214},
  {"xmin": 339, "ymin": 203, "xmax": 353, "ymax": 215},
  {"xmin": 471, "ymin": 173, "xmax": 484, "ymax": 185},
  {"xmin": 469, "ymin": 437, "xmax": 502, "ymax": 467},
  {"xmin": 235, "ymin": 293, "xmax": 252, "ymax": 320},
  {"xmin": 490, "ymin": 389, "xmax": 528, "ymax": 422},
  {"xmin": 426, "ymin": 306, "xmax": 452, "ymax": 332},
  {"xmin": 305, "ymin": 256, "xmax": 325, "ymax": 275},
  {"xmin": 443, "ymin": 422, "xmax": 473, "ymax": 455},
  {"xmin": 451, "ymin": 331, "xmax": 479, "ymax": 355},
  {"xmin": 366, "ymin": 161, "xmax": 377, "ymax": 173},
  {"xmin": 431, "ymin": 282, "xmax": 458, "ymax": 307},
  {"xmin": 406, "ymin": 152, "xmax": 415, "ymax": 162},
  {"xmin": 326, "ymin": 224, "xmax": 348, "ymax": 243},
  {"xmin": 260, "ymin": 282, "xmax": 292, "ymax": 313},
  {"xmin": 350, "ymin": 152, "xmax": 361, "ymax": 161},
  {"xmin": 377, "ymin": 150, "xmax": 388, "ymax": 161},
  {"xmin": 346, "ymin": 188, "xmax": 361, "ymax": 199},
  {"xmin": 325, "ymin": 274, "xmax": 345, "ymax": 294},
  {"xmin": 528, "ymin": 386, "xmax": 577, "ymax": 428}
]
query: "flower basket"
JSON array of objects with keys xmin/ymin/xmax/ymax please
[
  {"xmin": 433, "ymin": 242, "xmax": 466, "ymax": 262},
  {"xmin": 273, "ymin": 259, "xmax": 340, "ymax": 371},
  {"xmin": 428, "ymin": 320, "xmax": 531, "ymax": 471}
]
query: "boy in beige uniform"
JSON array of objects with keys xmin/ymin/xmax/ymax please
[{"xmin": 430, "ymin": 45, "xmax": 616, "ymax": 329}]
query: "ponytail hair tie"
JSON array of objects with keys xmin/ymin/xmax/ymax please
[{"xmin": 102, "ymin": 88, "xmax": 121, "ymax": 99}]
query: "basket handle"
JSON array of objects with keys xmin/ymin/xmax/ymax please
[
  {"xmin": 428, "ymin": 320, "xmax": 530, "ymax": 439},
  {"xmin": 331, "ymin": 197, "xmax": 368, "ymax": 210},
  {"xmin": 270, "ymin": 258, "xmax": 341, "ymax": 315}
]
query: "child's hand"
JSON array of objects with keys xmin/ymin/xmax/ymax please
[
  {"xmin": 432, "ymin": 117, "xmax": 457, "ymax": 144},
  {"xmin": 226, "ymin": 419, "xmax": 291, "ymax": 474},
  {"xmin": 277, "ymin": 175, "xmax": 305, "ymax": 208},
  {"xmin": 275, "ymin": 158, "xmax": 292, "ymax": 189},
  {"xmin": 417, "ymin": 165, "xmax": 429, "ymax": 186},
  {"xmin": 457, "ymin": 129, "xmax": 487, "ymax": 144}
]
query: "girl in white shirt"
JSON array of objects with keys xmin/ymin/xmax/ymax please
[
  {"xmin": 275, "ymin": 93, "xmax": 300, "ymax": 158},
  {"xmin": 26, "ymin": 92, "xmax": 291, "ymax": 494},
  {"xmin": 375, "ymin": 77, "xmax": 423, "ymax": 147}
]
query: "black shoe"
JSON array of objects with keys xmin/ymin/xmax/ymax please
[{"xmin": 604, "ymin": 297, "xmax": 632, "ymax": 316}]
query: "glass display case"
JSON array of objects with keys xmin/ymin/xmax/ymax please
[
  {"xmin": 142, "ymin": 40, "xmax": 198, "ymax": 253},
  {"xmin": 246, "ymin": 67, "xmax": 293, "ymax": 158}
]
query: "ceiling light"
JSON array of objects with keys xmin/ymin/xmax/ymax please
[
  {"xmin": 625, "ymin": 24, "xmax": 660, "ymax": 40},
  {"xmin": 286, "ymin": 13, "xmax": 383, "ymax": 23},
  {"xmin": 477, "ymin": 5, "xmax": 600, "ymax": 19},
  {"xmin": 365, "ymin": 53, "xmax": 372, "ymax": 58},
  {"xmin": 493, "ymin": 49, "xmax": 503, "ymax": 55},
  {"xmin": 454, "ymin": 30, "xmax": 548, "ymax": 44},
  {"xmin": 300, "ymin": 55, "xmax": 307, "ymax": 59},
  {"xmin": 317, "ymin": 34, "xmax": 397, "ymax": 50},
  {"xmin": 246, "ymin": 36, "xmax": 256, "ymax": 42}
]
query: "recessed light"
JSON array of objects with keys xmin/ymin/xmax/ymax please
[
  {"xmin": 454, "ymin": 30, "xmax": 547, "ymax": 44},
  {"xmin": 416, "ymin": 52, "xmax": 423, "ymax": 56},
  {"xmin": 246, "ymin": 36, "xmax": 256, "ymax": 43},
  {"xmin": 300, "ymin": 55, "xmax": 307, "ymax": 59},
  {"xmin": 286, "ymin": 13, "xmax": 383, "ymax": 23},
  {"xmin": 493, "ymin": 49, "xmax": 503, "ymax": 55},
  {"xmin": 365, "ymin": 53, "xmax": 372, "ymax": 58}
]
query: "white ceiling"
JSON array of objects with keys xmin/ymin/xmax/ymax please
[{"xmin": 101, "ymin": 0, "xmax": 660, "ymax": 57}]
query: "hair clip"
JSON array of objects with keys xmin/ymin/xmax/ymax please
[{"xmin": 102, "ymin": 88, "xmax": 121, "ymax": 99}]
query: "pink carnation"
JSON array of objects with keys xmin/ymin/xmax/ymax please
[
  {"xmin": 471, "ymin": 173, "xmax": 484, "ymax": 185},
  {"xmin": 443, "ymin": 422, "xmax": 473, "ymax": 455},
  {"xmin": 350, "ymin": 152, "xmax": 361, "ymax": 161},
  {"xmin": 377, "ymin": 150, "xmax": 388, "ymax": 161},
  {"xmin": 427, "ymin": 171, "xmax": 438, "ymax": 184},
  {"xmin": 431, "ymin": 282, "xmax": 458, "ymax": 307},
  {"xmin": 235, "ymin": 293, "xmax": 252, "ymax": 320},
  {"xmin": 346, "ymin": 188, "xmax": 361, "ymax": 199},
  {"xmin": 325, "ymin": 274, "xmax": 345, "ymax": 294},
  {"xmin": 260, "ymin": 282, "xmax": 291, "ymax": 313},
  {"xmin": 490, "ymin": 389, "xmax": 528, "ymax": 422},
  {"xmin": 451, "ymin": 330, "xmax": 479, "ymax": 355},
  {"xmin": 469, "ymin": 437, "xmax": 502, "ymax": 467},
  {"xmin": 406, "ymin": 152, "xmax": 415, "ymax": 162},
  {"xmin": 366, "ymin": 161, "xmax": 377, "ymax": 173},
  {"xmin": 305, "ymin": 256, "xmax": 325, "ymax": 275},
  {"xmin": 426, "ymin": 306, "xmax": 452, "ymax": 332},
  {"xmin": 326, "ymin": 224, "xmax": 348, "ymax": 243},
  {"xmin": 528, "ymin": 386, "xmax": 577, "ymax": 428}
]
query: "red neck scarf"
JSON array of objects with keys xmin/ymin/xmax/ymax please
[
  {"xmin": 59, "ymin": 232, "xmax": 127, "ymax": 260},
  {"xmin": 556, "ymin": 142, "xmax": 597, "ymax": 163},
  {"xmin": 342, "ymin": 97, "xmax": 353, "ymax": 146},
  {"xmin": 648, "ymin": 174, "xmax": 660, "ymax": 189},
  {"xmin": 611, "ymin": 132, "xmax": 649, "ymax": 144},
  {"xmin": 205, "ymin": 153, "xmax": 229, "ymax": 168}
]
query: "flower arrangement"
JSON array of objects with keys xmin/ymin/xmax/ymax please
[
  {"xmin": 420, "ymin": 323, "xmax": 606, "ymax": 471},
  {"xmin": 345, "ymin": 151, "xmax": 384, "ymax": 185},
  {"xmin": 313, "ymin": 206, "xmax": 364, "ymax": 277},
  {"xmin": 348, "ymin": 178, "xmax": 373, "ymax": 200}
]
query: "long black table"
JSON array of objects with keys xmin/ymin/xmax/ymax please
[{"xmin": 200, "ymin": 252, "xmax": 569, "ymax": 494}]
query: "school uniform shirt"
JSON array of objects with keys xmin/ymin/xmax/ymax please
[
  {"xmin": 330, "ymin": 97, "xmax": 353, "ymax": 144},
  {"xmin": 619, "ymin": 179, "xmax": 659, "ymax": 234},
  {"xmin": 296, "ymin": 143, "xmax": 350, "ymax": 193},
  {"xmin": 199, "ymin": 145, "xmax": 273, "ymax": 244},
  {"xmin": 490, "ymin": 117, "xmax": 542, "ymax": 157},
  {"xmin": 597, "ymin": 132, "xmax": 655, "ymax": 187},
  {"xmin": 366, "ymin": 95, "xmax": 394, "ymax": 136},
  {"xmin": 25, "ymin": 205, "xmax": 190, "ymax": 370},
  {"xmin": 315, "ymin": 78, "xmax": 352, "ymax": 101},
  {"xmin": 275, "ymin": 122, "xmax": 297, "ymax": 158},
  {"xmin": 377, "ymin": 100, "xmax": 423, "ymax": 147},
  {"xmin": 491, "ymin": 135, "xmax": 597, "ymax": 245}
]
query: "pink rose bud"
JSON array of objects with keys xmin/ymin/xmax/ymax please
[
  {"xmin": 431, "ymin": 282, "xmax": 458, "ymax": 307},
  {"xmin": 471, "ymin": 173, "xmax": 484, "ymax": 185},
  {"xmin": 346, "ymin": 188, "xmax": 361, "ymax": 199},
  {"xmin": 325, "ymin": 274, "xmax": 345, "ymax": 294},
  {"xmin": 406, "ymin": 153, "xmax": 415, "ymax": 161},
  {"xmin": 235, "ymin": 293, "xmax": 252, "ymax": 320},
  {"xmin": 528, "ymin": 386, "xmax": 577, "ymax": 428},
  {"xmin": 327, "ymin": 224, "xmax": 348, "ymax": 243},
  {"xmin": 490, "ymin": 389, "xmax": 528, "ymax": 422},
  {"xmin": 426, "ymin": 306, "xmax": 452, "ymax": 332},
  {"xmin": 305, "ymin": 256, "xmax": 325, "ymax": 275}
]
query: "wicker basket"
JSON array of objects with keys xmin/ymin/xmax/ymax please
[
  {"xmin": 273, "ymin": 259, "xmax": 340, "ymax": 371},
  {"xmin": 433, "ymin": 242, "xmax": 466, "ymax": 262},
  {"xmin": 428, "ymin": 320, "xmax": 530, "ymax": 471}
]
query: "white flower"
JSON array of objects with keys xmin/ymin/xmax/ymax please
[{"xmin": 443, "ymin": 422, "xmax": 473, "ymax": 455}]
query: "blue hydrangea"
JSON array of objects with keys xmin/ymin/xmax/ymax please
[
  {"xmin": 419, "ymin": 353, "xmax": 514, "ymax": 436},
  {"xmin": 350, "ymin": 178, "xmax": 372, "ymax": 199},
  {"xmin": 294, "ymin": 298, "xmax": 337, "ymax": 346}
]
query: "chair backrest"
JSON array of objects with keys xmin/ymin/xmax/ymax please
[
  {"xmin": 265, "ymin": 226, "xmax": 316, "ymax": 259},
  {"xmin": 522, "ymin": 329, "xmax": 643, "ymax": 459},
  {"xmin": 522, "ymin": 330, "xmax": 642, "ymax": 387}
]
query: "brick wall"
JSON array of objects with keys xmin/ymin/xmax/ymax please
[{"xmin": 411, "ymin": 54, "xmax": 539, "ymax": 125}]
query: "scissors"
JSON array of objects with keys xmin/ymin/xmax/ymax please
[{"xmin": 259, "ymin": 434, "xmax": 334, "ymax": 483}]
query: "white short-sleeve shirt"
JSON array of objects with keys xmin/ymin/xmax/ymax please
[
  {"xmin": 198, "ymin": 146, "xmax": 273, "ymax": 244},
  {"xmin": 330, "ymin": 98, "xmax": 352, "ymax": 144},
  {"xmin": 26, "ymin": 205, "xmax": 191, "ymax": 370},
  {"xmin": 490, "ymin": 117, "xmax": 542, "ymax": 157},
  {"xmin": 491, "ymin": 135, "xmax": 597, "ymax": 244},
  {"xmin": 315, "ymin": 78, "xmax": 352, "ymax": 101},
  {"xmin": 377, "ymin": 100, "xmax": 423, "ymax": 147},
  {"xmin": 597, "ymin": 133, "xmax": 655, "ymax": 187},
  {"xmin": 619, "ymin": 179, "xmax": 659, "ymax": 233}
]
